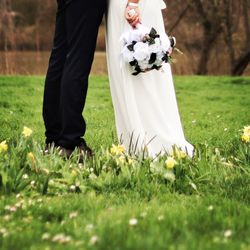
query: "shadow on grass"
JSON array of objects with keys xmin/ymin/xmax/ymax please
[{"xmin": 230, "ymin": 78, "xmax": 250, "ymax": 85}]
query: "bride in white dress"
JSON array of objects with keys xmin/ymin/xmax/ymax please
[{"xmin": 106, "ymin": 0, "xmax": 194, "ymax": 157}]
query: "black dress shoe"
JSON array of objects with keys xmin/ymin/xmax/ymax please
[
  {"xmin": 57, "ymin": 146, "xmax": 74, "ymax": 159},
  {"xmin": 44, "ymin": 143, "xmax": 73, "ymax": 159},
  {"xmin": 43, "ymin": 142, "xmax": 57, "ymax": 155},
  {"xmin": 76, "ymin": 142, "xmax": 94, "ymax": 162}
]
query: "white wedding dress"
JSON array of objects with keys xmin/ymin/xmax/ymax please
[{"xmin": 106, "ymin": 0, "xmax": 194, "ymax": 157}]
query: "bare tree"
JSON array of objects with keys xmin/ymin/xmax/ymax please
[
  {"xmin": 0, "ymin": 0, "xmax": 16, "ymax": 50},
  {"xmin": 174, "ymin": 0, "xmax": 250, "ymax": 76},
  {"xmin": 190, "ymin": 0, "xmax": 224, "ymax": 75},
  {"xmin": 223, "ymin": 0, "xmax": 250, "ymax": 75},
  {"xmin": 34, "ymin": 0, "xmax": 56, "ymax": 51},
  {"xmin": 0, "ymin": 0, "xmax": 17, "ymax": 73}
]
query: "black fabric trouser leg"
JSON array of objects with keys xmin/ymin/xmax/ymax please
[
  {"xmin": 43, "ymin": 0, "xmax": 106, "ymax": 149},
  {"xmin": 43, "ymin": 0, "xmax": 67, "ymax": 145}
]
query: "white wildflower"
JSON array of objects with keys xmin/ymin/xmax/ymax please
[
  {"xmin": 22, "ymin": 174, "xmax": 29, "ymax": 180},
  {"xmin": 69, "ymin": 211, "xmax": 78, "ymax": 219},
  {"xmin": 85, "ymin": 224, "xmax": 94, "ymax": 232},
  {"xmin": 158, "ymin": 215, "xmax": 165, "ymax": 221},
  {"xmin": 224, "ymin": 230, "xmax": 232, "ymax": 238},
  {"xmin": 89, "ymin": 235, "xmax": 99, "ymax": 245},
  {"xmin": 42, "ymin": 233, "xmax": 50, "ymax": 241},
  {"xmin": 129, "ymin": 218, "xmax": 138, "ymax": 226},
  {"xmin": 52, "ymin": 234, "xmax": 71, "ymax": 244},
  {"xmin": 208, "ymin": 205, "xmax": 214, "ymax": 211}
]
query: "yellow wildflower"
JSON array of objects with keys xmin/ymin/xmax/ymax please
[
  {"xmin": 27, "ymin": 152, "xmax": 36, "ymax": 165},
  {"xmin": 27, "ymin": 152, "xmax": 35, "ymax": 161},
  {"xmin": 110, "ymin": 144, "xmax": 126, "ymax": 155},
  {"xmin": 22, "ymin": 126, "xmax": 33, "ymax": 138},
  {"xmin": 128, "ymin": 158, "xmax": 134, "ymax": 165},
  {"xmin": 165, "ymin": 157, "xmax": 177, "ymax": 170},
  {"xmin": 0, "ymin": 140, "xmax": 8, "ymax": 153},
  {"xmin": 180, "ymin": 151, "xmax": 187, "ymax": 158},
  {"xmin": 117, "ymin": 155, "xmax": 126, "ymax": 165},
  {"xmin": 71, "ymin": 170, "xmax": 78, "ymax": 178},
  {"xmin": 41, "ymin": 168, "xmax": 50, "ymax": 175},
  {"xmin": 241, "ymin": 133, "xmax": 250, "ymax": 143},
  {"xmin": 172, "ymin": 147, "xmax": 187, "ymax": 159},
  {"xmin": 243, "ymin": 126, "xmax": 250, "ymax": 136},
  {"xmin": 241, "ymin": 125, "xmax": 250, "ymax": 143}
]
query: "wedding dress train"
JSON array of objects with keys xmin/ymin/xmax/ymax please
[{"xmin": 106, "ymin": 0, "xmax": 194, "ymax": 157}]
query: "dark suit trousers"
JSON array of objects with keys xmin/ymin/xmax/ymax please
[{"xmin": 43, "ymin": 0, "xmax": 106, "ymax": 149}]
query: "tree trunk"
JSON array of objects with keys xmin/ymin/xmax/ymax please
[
  {"xmin": 169, "ymin": 4, "xmax": 190, "ymax": 33},
  {"xmin": 192, "ymin": 0, "xmax": 223, "ymax": 75},
  {"xmin": 197, "ymin": 38, "xmax": 211, "ymax": 75},
  {"xmin": 197, "ymin": 22, "xmax": 221, "ymax": 75},
  {"xmin": 232, "ymin": 50, "xmax": 250, "ymax": 76}
]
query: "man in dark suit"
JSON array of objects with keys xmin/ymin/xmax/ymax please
[{"xmin": 43, "ymin": 0, "xmax": 106, "ymax": 159}]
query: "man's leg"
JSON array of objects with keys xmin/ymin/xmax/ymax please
[
  {"xmin": 58, "ymin": 0, "xmax": 106, "ymax": 149},
  {"xmin": 43, "ymin": 0, "xmax": 67, "ymax": 145}
]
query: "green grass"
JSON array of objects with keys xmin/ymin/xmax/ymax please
[{"xmin": 0, "ymin": 75, "xmax": 250, "ymax": 250}]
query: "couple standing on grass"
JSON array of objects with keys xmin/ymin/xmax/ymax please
[{"xmin": 43, "ymin": 0, "xmax": 194, "ymax": 161}]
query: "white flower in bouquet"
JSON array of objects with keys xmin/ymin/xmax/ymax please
[
  {"xmin": 138, "ymin": 58, "xmax": 150, "ymax": 71},
  {"xmin": 121, "ymin": 46, "xmax": 134, "ymax": 63},
  {"xmin": 121, "ymin": 24, "xmax": 150, "ymax": 45},
  {"xmin": 160, "ymin": 33, "xmax": 171, "ymax": 52},
  {"xmin": 148, "ymin": 38, "xmax": 161, "ymax": 53},
  {"xmin": 133, "ymin": 42, "xmax": 151, "ymax": 61},
  {"xmin": 122, "ymin": 29, "xmax": 146, "ymax": 45},
  {"xmin": 155, "ymin": 51, "xmax": 165, "ymax": 65}
]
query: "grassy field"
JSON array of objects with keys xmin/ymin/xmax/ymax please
[{"xmin": 0, "ymin": 75, "xmax": 250, "ymax": 250}]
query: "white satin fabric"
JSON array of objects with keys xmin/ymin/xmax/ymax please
[{"xmin": 106, "ymin": 0, "xmax": 194, "ymax": 157}]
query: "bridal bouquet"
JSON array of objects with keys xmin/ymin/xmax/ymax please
[{"xmin": 121, "ymin": 24, "xmax": 176, "ymax": 75}]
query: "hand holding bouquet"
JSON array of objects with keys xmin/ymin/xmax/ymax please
[{"xmin": 121, "ymin": 24, "xmax": 177, "ymax": 75}]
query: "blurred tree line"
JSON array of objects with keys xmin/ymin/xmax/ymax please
[{"xmin": 0, "ymin": 0, "xmax": 249, "ymax": 75}]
